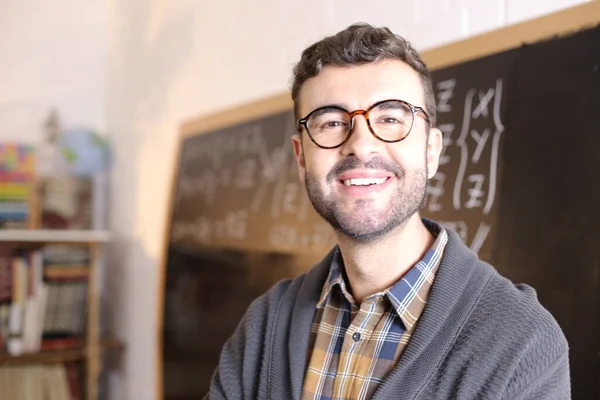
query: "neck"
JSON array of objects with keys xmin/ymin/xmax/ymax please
[{"xmin": 336, "ymin": 214, "xmax": 435, "ymax": 303}]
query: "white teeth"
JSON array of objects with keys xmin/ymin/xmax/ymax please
[{"xmin": 343, "ymin": 178, "xmax": 388, "ymax": 186}]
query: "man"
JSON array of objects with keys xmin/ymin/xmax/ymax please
[{"xmin": 206, "ymin": 23, "xmax": 570, "ymax": 399}]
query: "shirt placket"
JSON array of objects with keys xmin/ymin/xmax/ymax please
[{"xmin": 332, "ymin": 296, "xmax": 384, "ymax": 400}]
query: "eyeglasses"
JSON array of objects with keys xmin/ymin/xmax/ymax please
[{"xmin": 297, "ymin": 99, "xmax": 431, "ymax": 149}]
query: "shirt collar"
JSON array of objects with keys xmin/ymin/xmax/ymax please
[
  {"xmin": 316, "ymin": 246, "xmax": 353, "ymax": 308},
  {"xmin": 387, "ymin": 222, "xmax": 447, "ymax": 330},
  {"xmin": 316, "ymin": 219, "xmax": 448, "ymax": 329}
]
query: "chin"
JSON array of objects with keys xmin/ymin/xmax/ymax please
[{"xmin": 332, "ymin": 209, "xmax": 404, "ymax": 243}]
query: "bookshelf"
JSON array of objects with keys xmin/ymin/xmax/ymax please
[
  {"xmin": 0, "ymin": 230, "xmax": 112, "ymax": 400},
  {"xmin": 0, "ymin": 230, "xmax": 110, "ymax": 244},
  {"xmin": 0, "ymin": 347, "xmax": 84, "ymax": 366},
  {"xmin": 0, "ymin": 337, "xmax": 122, "ymax": 367}
]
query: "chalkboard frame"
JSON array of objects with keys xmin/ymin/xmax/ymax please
[{"xmin": 156, "ymin": 2, "xmax": 600, "ymax": 398}]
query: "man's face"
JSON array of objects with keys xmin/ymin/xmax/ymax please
[{"xmin": 292, "ymin": 59, "xmax": 443, "ymax": 242}]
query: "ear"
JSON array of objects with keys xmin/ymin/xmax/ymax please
[
  {"xmin": 291, "ymin": 134, "xmax": 306, "ymax": 183},
  {"xmin": 426, "ymin": 127, "xmax": 443, "ymax": 179}
]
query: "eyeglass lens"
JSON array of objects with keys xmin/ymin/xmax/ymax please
[{"xmin": 305, "ymin": 100, "xmax": 414, "ymax": 148}]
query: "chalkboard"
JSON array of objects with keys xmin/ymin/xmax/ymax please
[
  {"xmin": 426, "ymin": 48, "xmax": 517, "ymax": 261},
  {"xmin": 170, "ymin": 109, "xmax": 335, "ymax": 254},
  {"xmin": 159, "ymin": 4, "xmax": 600, "ymax": 399}
]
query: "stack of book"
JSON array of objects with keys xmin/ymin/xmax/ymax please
[
  {"xmin": 0, "ymin": 245, "xmax": 89, "ymax": 354},
  {"xmin": 41, "ymin": 245, "xmax": 89, "ymax": 349},
  {"xmin": 0, "ymin": 245, "xmax": 88, "ymax": 399},
  {"xmin": 0, "ymin": 144, "xmax": 36, "ymax": 229},
  {"xmin": 0, "ymin": 248, "xmax": 46, "ymax": 355}
]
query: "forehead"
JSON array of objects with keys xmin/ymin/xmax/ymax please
[{"xmin": 298, "ymin": 59, "xmax": 426, "ymax": 116}]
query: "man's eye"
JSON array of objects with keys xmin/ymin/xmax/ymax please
[
  {"xmin": 322, "ymin": 121, "xmax": 346, "ymax": 128},
  {"xmin": 376, "ymin": 116, "xmax": 409, "ymax": 126}
]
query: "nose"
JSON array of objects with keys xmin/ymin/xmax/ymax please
[{"xmin": 340, "ymin": 114, "xmax": 384, "ymax": 161}]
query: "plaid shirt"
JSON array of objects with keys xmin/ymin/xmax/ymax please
[{"xmin": 301, "ymin": 222, "xmax": 448, "ymax": 400}]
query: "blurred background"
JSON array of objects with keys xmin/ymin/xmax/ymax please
[{"xmin": 0, "ymin": 1, "xmax": 598, "ymax": 399}]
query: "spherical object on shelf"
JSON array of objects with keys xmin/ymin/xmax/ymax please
[{"xmin": 58, "ymin": 129, "xmax": 110, "ymax": 177}]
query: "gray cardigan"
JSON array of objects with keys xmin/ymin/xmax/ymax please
[{"xmin": 206, "ymin": 229, "xmax": 570, "ymax": 399}]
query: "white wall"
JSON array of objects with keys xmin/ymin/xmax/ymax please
[
  {"xmin": 0, "ymin": 1, "xmax": 107, "ymax": 141},
  {"xmin": 105, "ymin": 0, "xmax": 590, "ymax": 399}
]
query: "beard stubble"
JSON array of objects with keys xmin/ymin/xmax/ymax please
[{"xmin": 305, "ymin": 155, "xmax": 428, "ymax": 243}]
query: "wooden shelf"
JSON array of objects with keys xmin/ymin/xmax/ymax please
[
  {"xmin": 0, "ymin": 348, "xmax": 84, "ymax": 366},
  {"xmin": 0, "ymin": 229, "xmax": 110, "ymax": 244},
  {"xmin": 0, "ymin": 338, "xmax": 123, "ymax": 367}
]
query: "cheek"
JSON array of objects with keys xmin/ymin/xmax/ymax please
[
  {"xmin": 304, "ymin": 149, "xmax": 337, "ymax": 180},
  {"xmin": 389, "ymin": 145, "xmax": 427, "ymax": 173}
]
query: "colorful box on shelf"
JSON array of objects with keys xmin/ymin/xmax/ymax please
[{"xmin": 0, "ymin": 144, "xmax": 36, "ymax": 230}]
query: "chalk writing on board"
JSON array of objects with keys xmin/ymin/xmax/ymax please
[
  {"xmin": 176, "ymin": 170, "xmax": 219, "ymax": 205},
  {"xmin": 427, "ymin": 76, "xmax": 506, "ymax": 255},
  {"xmin": 171, "ymin": 210, "xmax": 249, "ymax": 244},
  {"xmin": 436, "ymin": 79, "xmax": 456, "ymax": 112},
  {"xmin": 437, "ymin": 123, "xmax": 455, "ymax": 166},
  {"xmin": 453, "ymin": 79, "xmax": 503, "ymax": 213},
  {"xmin": 171, "ymin": 111, "xmax": 335, "ymax": 253},
  {"xmin": 427, "ymin": 172, "xmax": 445, "ymax": 213}
]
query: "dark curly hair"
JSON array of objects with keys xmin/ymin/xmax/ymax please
[{"xmin": 291, "ymin": 23, "xmax": 436, "ymax": 127}]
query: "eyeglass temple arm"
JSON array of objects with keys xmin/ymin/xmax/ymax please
[{"xmin": 413, "ymin": 106, "xmax": 431, "ymax": 126}]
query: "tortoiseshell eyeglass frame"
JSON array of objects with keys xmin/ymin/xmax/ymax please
[{"xmin": 297, "ymin": 99, "xmax": 431, "ymax": 149}]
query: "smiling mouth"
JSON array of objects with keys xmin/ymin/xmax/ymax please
[{"xmin": 341, "ymin": 177, "xmax": 390, "ymax": 187}]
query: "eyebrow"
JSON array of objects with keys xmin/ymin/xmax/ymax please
[
  {"xmin": 375, "ymin": 100, "xmax": 408, "ymax": 110},
  {"xmin": 301, "ymin": 103, "xmax": 348, "ymax": 120},
  {"xmin": 304, "ymin": 99, "xmax": 419, "ymax": 118},
  {"xmin": 309, "ymin": 104, "xmax": 347, "ymax": 117}
]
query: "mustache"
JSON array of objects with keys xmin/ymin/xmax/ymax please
[{"xmin": 326, "ymin": 156, "xmax": 405, "ymax": 183}]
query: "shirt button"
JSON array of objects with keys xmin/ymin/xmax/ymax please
[{"xmin": 352, "ymin": 332, "xmax": 361, "ymax": 342}]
